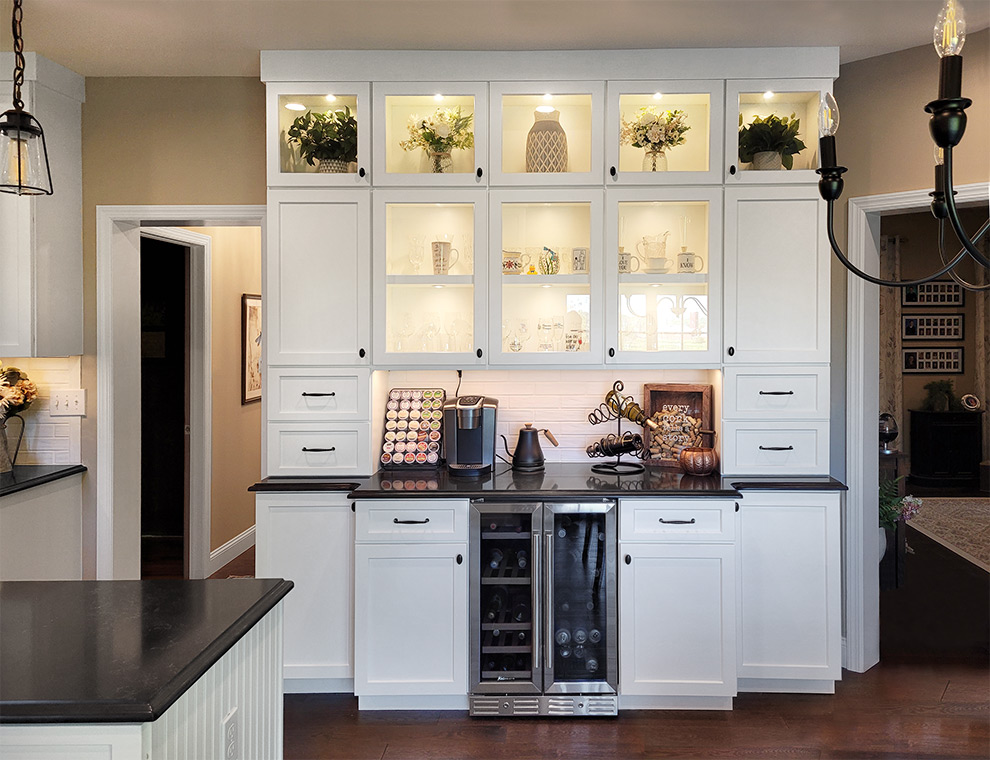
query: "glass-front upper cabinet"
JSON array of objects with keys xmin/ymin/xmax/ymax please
[
  {"xmin": 604, "ymin": 187, "xmax": 722, "ymax": 365},
  {"xmin": 266, "ymin": 82, "xmax": 371, "ymax": 187},
  {"xmin": 372, "ymin": 82, "xmax": 488, "ymax": 186},
  {"xmin": 605, "ymin": 80, "xmax": 724, "ymax": 185},
  {"xmin": 489, "ymin": 190, "xmax": 603, "ymax": 365},
  {"xmin": 373, "ymin": 189, "xmax": 488, "ymax": 366},
  {"xmin": 489, "ymin": 82, "xmax": 604, "ymax": 186},
  {"xmin": 725, "ymin": 79, "xmax": 832, "ymax": 183}
]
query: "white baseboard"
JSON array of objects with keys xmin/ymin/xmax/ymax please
[
  {"xmin": 283, "ymin": 677, "xmax": 354, "ymax": 694},
  {"xmin": 208, "ymin": 525, "xmax": 255, "ymax": 576}
]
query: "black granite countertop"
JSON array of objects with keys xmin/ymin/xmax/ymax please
[
  {"xmin": 0, "ymin": 464, "xmax": 87, "ymax": 498},
  {"xmin": 0, "ymin": 578, "xmax": 293, "ymax": 724},
  {"xmin": 248, "ymin": 477, "xmax": 364, "ymax": 492}
]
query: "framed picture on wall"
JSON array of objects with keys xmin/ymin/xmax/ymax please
[
  {"xmin": 901, "ymin": 347, "xmax": 963, "ymax": 374},
  {"xmin": 901, "ymin": 280, "xmax": 965, "ymax": 307},
  {"xmin": 901, "ymin": 313, "xmax": 964, "ymax": 340},
  {"xmin": 241, "ymin": 293, "xmax": 262, "ymax": 404}
]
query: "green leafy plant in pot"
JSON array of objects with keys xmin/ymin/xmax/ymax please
[
  {"xmin": 286, "ymin": 106, "xmax": 359, "ymax": 173},
  {"xmin": 920, "ymin": 379, "xmax": 964, "ymax": 412},
  {"xmin": 738, "ymin": 112, "xmax": 806, "ymax": 170}
]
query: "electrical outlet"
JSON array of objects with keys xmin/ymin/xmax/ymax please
[
  {"xmin": 222, "ymin": 707, "xmax": 238, "ymax": 760},
  {"xmin": 50, "ymin": 389, "xmax": 86, "ymax": 417}
]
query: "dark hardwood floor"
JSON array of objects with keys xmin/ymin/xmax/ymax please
[{"xmin": 219, "ymin": 529, "xmax": 990, "ymax": 759}]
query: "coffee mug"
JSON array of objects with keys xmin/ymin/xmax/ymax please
[
  {"xmin": 645, "ymin": 256, "xmax": 672, "ymax": 273},
  {"xmin": 432, "ymin": 241, "xmax": 459, "ymax": 274},
  {"xmin": 677, "ymin": 251, "xmax": 704, "ymax": 273},
  {"xmin": 502, "ymin": 250, "xmax": 531, "ymax": 275},
  {"xmin": 618, "ymin": 251, "xmax": 640, "ymax": 273}
]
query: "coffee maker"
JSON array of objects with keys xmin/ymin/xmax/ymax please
[{"xmin": 442, "ymin": 396, "xmax": 498, "ymax": 476}]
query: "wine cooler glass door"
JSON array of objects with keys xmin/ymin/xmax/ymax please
[
  {"xmin": 544, "ymin": 501, "xmax": 617, "ymax": 694},
  {"xmin": 471, "ymin": 501, "xmax": 541, "ymax": 695}
]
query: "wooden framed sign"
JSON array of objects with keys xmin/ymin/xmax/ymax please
[{"xmin": 643, "ymin": 383, "xmax": 713, "ymax": 468}]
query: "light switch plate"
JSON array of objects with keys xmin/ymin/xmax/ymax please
[{"xmin": 50, "ymin": 389, "xmax": 86, "ymax": 417}]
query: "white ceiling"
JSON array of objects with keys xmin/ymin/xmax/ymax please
[{"xmin": 4, "ymin": 0, "xmax": 989, "ymax": 77}]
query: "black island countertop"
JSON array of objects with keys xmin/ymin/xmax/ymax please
[
  {"xmin": 0, "ymin": 464, "xmax": 87, "ymax": 498},
  {"xmin": 0, "ymin": 578, "xmax": 293, "ymax": 724}
]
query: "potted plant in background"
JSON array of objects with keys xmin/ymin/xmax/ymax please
[
  {"xmin": 286, "ymin": 106, "xmax": 359, "ymax": 173},
  {"xmin": 620, "ymin": 106, "xmax": 690, "ymax": 172},
  {"xmin": 0, "ymin": 362, "xmax": 38, "ymax": 473},
  {"xmin": 738, "ymin": 112, "xmax": 806, "ymax": 170},
  {"xmin": 878, "ymin": 476, "xmax": 923, "ymax": 589},
  {"xmin": 399, "ymin": 106, "xmax": 474, "ymax": 173}
]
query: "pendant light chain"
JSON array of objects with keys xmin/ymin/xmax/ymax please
[{"xmin": 11, "ymin": 0, "xmax": 25, "ymax": 111}]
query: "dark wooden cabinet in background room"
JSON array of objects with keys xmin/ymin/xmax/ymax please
[{"xmin": 909, "ymin": 410, "xmax": 984, "ymax": 488}]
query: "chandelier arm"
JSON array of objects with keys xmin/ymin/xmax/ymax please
[
  {"xmin": 937, "ymin": 217, "xmax": 990, "ymax": 292},
  {"xmin": 826, "ymin": 201, "xmax": 967, "ymax": 288},
  {"xmin": 941, "ymin": 147, "xmax": 990, "ymax": 268}
]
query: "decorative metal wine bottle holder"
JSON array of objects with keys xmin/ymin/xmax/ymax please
[{"xmin": 586, "ymin": 380, "xmax": 655, "ymax": 475}]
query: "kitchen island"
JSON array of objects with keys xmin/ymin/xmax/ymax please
[{"xmin": 0, "ymin": 578, "xmax": 292, "ymax": 759}]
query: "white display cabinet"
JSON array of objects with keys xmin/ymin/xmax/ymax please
[
  {"xmin": 487, "ymin": 189, "xmax": 604, "ymax": 365},
  {"xmin": 488, "ymin": 81, "xmax": 604, "ymax": 186},
  {"xmin": 373, "ymin": 189, "xmax": 488, "ymax": 366},
  {"xmin": 266, "ymin": 81, "xmax": 371, "ymax": 187},
  {"xmin": 372, "ymin": 82, "xmax": 488, "ymax": 186},
  {"xmin": 725, "ymin": 79, "xmax": 832, "ymax": 183},
  {"xmin": 604, "ymin": 187, "xmax": 722, "ymax": 365},
  {"xmin": 605, "ymin": 80, "xmax": 724, "ymax": 185}
]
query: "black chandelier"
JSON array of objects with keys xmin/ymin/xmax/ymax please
[
  {"xmin": 817, "ymin": 0, "xmax": 989, "ymax": 291},
  {"xmin": 0, "ymin": 0, "xmax": 53, "ymax": 196}
]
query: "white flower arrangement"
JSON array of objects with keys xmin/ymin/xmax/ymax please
[
  {"xmin": 399, "ymin": 107, "xmax": 475, "ymax": 155},
  {"xmin": 620, "ymin": 106, "xmax": 690, "ymax": 153},
  {"xmin": 0, "ymin": 361, "xmax": 38, "ymax": 419}
]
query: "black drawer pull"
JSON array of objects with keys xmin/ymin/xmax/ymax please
[
  {"xmin": 393, "ymin": 517, "xmax": 431, "ymax": 525},
  {"xmin": 301, "ymin": 391, "xmax": 335, "ymax": 397},
  {"xmin": 610, "ymin": 166, "xmax": 617, "ymax": 178},
  {"xmin": 358, "ymin": 167, "xmax": 366, "ymax": 178},
  {"xmin": 302, "ymin": 446, "xmax": 336, "ymax": 452},
  {"xmin": 729, "ymin": 165, "xmax": 737, "ymax": 175},
  {"xmin": 759, "ymin": 390, "xmax": 794, "ymax": 396},
  {"xmin": 476, "ymin": 167, "xmax": 483, "ymax": 178},
  {"xmin": 759, "ymin": 445, "xmax": 794, "ymax": 451},
  {"xmin": 456, "ymin": 554, "xmax": 463, "ymax": 565},
  {"xmin": 624, "ymin": 555, "xmax": 631, "ymax": 565},
  {"xmin": 659, "ymin": 517, "xmax": 696, "ymax": 525}
]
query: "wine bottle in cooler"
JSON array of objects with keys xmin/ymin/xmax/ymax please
[
  {"xmin": 488, "ymin": 547, "xmax": 505, "ymax": 569},
  {"xmin": 514, "ymin": 549, "xmax": 528, "ymax": 570},
  {"xmin": 485, "ymin": 587, "xmax": 507, "ymax": 621},
  {"xmin": 555, "ymin": 623, "xmax": 571, "ymax": 645}
]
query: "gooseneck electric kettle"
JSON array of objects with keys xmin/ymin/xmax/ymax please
[{"xmin": 500, "ymin": 423, "xmax": 559, "ymax": 472}]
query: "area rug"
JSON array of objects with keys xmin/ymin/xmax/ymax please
[{"xmin": 909, "ymin": 497, "xmax": 990, "ymax": 572}]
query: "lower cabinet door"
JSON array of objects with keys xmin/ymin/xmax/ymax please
[
  {"xmin": 254, "ymin": 493, "xmax": 354, "ymax": 687},
  {"xmin": 619, "ymin": 542, "xmax": 736, "ymax": 697},
  {"xmin": 737, "ymin": 492, "xmax": 841, "ymax": 683},
  {"xmin": 354, "ymin": 542, "xmax": 468, "ymax": 696}
]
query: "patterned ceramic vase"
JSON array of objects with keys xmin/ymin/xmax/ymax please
[
  {"xmin": 428, "ymin": 150, "xmax": 452, "ymax": 173},
  {"xmin": 318, "ymin": 158, "xmax": 350, "ymax": 173},
  {"xmin": 526, "ymin": 109, "xmax": 568, "ymax": 173},
  {"xmin": 751, "ymin": 150, "xmax": 783, "ymax": 170},
  {"xmin": 642, "ymin": 149, "xmax": 667, "ymax": 172}
]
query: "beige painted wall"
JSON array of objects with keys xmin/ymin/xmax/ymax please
[
  {"xmin": 830, "ymin": 28, "xmax": 989, "ymax": 480},
  {"xmin": 186, "ymin": 227, "xmax": 262, "ymax": 552},
  {"xmin": 80, "ymin": 77, "xmax": 265, "ymax": 576}
]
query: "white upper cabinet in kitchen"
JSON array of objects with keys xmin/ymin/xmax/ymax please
[
  {"xmin": 604, "ymin": 187, "xmax": 722, "ymax": 366},
  {"xmin": 373, "ymin": 188, "xmax": 488, "ymax": 366},
  {"xmin": 372, "ymin": 82, "xmax": 488, "ymax": 187},
  {"xmin": 488, "ymin": 189, "xmax": 604, "ymax": 365},
  {"xmin": 266, "ymin": 81, "xmax": 371, "ymax": 187},
  {"xmin": 725, "ymin": 79, "xmax": 832, "ymax": 184},
  {"xmin": 488, "ymin": 81, "xmax": 604, "ymax": 187},
  {"xmin": 605, "ymin": 80, "xmax": 724, "ymax": 186}
]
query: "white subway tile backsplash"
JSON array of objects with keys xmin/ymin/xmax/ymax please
[
  {"xmin": 0, "ymin": 356, "xmax": 82, "ymax": 465},
  {"xmin": 383, "ymin": 367, "xmax": 717, "ymax": 462}
]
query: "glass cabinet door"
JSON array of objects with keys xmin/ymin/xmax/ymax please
[
  {"xmin": 489, "ymin": 190, "xmax": 603, "ymax": 365},
  {"xmin": 373, "ymin": 189, "xmax": 487, "ymax": 366},
  {"xmin": 725, "ymin": 79, "xmax": 831, "ymax": 183},
  {"xmin": 489, "ymin": 81, "xmax": 604, "ymax": 186},
  {"xmin": 604, "ymin": 187, "xmax": 722, "ymax": 365},
  {"xmin": 267, "ymin": 82, "xmax": 371, "ymax": 187},
  {"xmin": 372, "ymin": 82, "xmax": 488, "ymax": 186},
  {"xmin": 605, "ymin": 80, "xmax": 724, "ymax": 185}
]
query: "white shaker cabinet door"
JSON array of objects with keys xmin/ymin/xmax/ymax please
[
  {"xmin": 254, "ymin": 493, "xmax": 355, "ymax": 690},
  {"xmin": 266, "ymin": 188, "xmax": 371, "ymax": 366},
  {"xmin": 354, "ymin": 542, "xmax": 468, "ymax": 697},
  {"xmin": 723, "ymin": 186, "xmax": 829, "ymax": 364}
]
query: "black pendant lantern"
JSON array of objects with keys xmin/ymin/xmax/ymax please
[{"xmin": 0, "ymin": 0, "xmax": 53, "ymax": 196}]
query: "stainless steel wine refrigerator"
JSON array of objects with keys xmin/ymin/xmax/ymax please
[{"xmin": 469, "ymin": 499, "xmax": 618, "ymax": 716}]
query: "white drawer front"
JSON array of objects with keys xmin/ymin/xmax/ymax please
[
  {"xmin": 268, "ymin": 368, "xmax": 370, "ymax": 421},
  {"xmin": 619, "ymin": 499, "xmax": 735, "ymax": 542},
  {"xmin": 267, "ymin": 422, "xmax": 372, "ymax": 476},
  {"xmin": 723, "ymin": 366, "xmax": 829, "ymax": 419},
  {"xmin": 355, "ymin": 500, "xmax": 468, "ymax": 542},
  {"xmin": 721, "ymin": 421, "xmax": 829, "ymax": 475}
]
